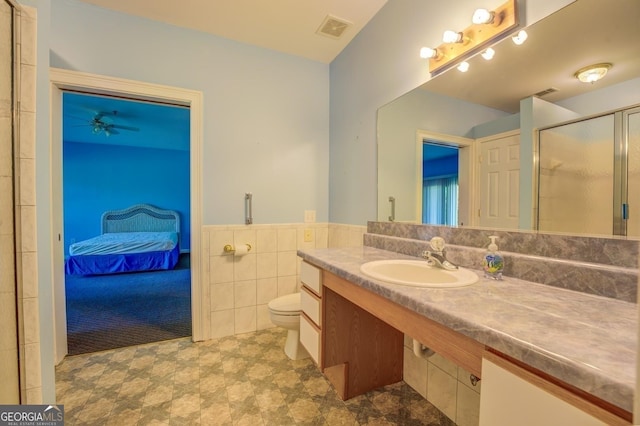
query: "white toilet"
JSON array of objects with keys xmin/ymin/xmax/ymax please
[{"xmin": 268, "ymin": 293, "xmax": 309, "ymax": 360}]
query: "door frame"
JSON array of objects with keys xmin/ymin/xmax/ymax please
[
  {"xmin": 415, "ymin": 130, "xmax": 475, "ymax": 226},
  {"xmin": 49, "ymin": 68, "xmax": 204, "ymax": 363}
]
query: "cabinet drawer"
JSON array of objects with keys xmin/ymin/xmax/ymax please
[
  {"xmin": 300, "ymin": 314, "xmax": 321, "ymax": 365},
  {"xmin": 301, "ymin": 286, "xmax": 321, "ymax": 327},
  {"xmin": 301, "ymin": 261, "xmax": 322, "ymax": 295}
]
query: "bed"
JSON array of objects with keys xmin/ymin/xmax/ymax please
[{"xmin": 65, "ymin": 204, "xmax": 181, "ymax": 276}]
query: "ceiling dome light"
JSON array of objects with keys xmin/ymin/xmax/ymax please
[
  {"xmin": 443, "ymin": 30, "xmax": 464, "ymax": 43},
  {"xmin": 472, "ymin": 8, "xmax": 495, "ymax": 25},
  {"xmin": 512, "ymin": 30, "xmax": 528, "ymax": 45},
  {"xmin": 419, "ymin": 47, "xmax": 439, "ymax": 59},
  {"xmin": 574, "ymin": 63, "xmax": 612, "ymax": 83},
  {"xmin": 481, "ymin": 48, "xmax": 495, "ymax": 60},
  {"xmin": 457, "ymin": 61, "xmax": 470, "ymax": 72}
]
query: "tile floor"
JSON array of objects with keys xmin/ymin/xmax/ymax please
[{"xmin": 56, "ymin": 328, "xmax": 455, "ymax": 425}]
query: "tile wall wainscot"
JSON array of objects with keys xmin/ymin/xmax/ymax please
[
  {"xmin": 366, "ymin": 222, "xmax": 639, "ymax": 303},
  {"xmin": 402, "ymin": 335, "xmax": 481, "ymax": 426},
  {"xmin": 201, "ymin": 223, "xmax": 365, "ymax": 339}
]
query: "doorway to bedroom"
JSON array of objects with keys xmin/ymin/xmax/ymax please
[{"xmin": 62, "ymin": 91, "xmax": 192, "ymax": 355}]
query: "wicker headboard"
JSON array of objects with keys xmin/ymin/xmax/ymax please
[{"xmin": 101, "ymin": 204, "xmax": 180, "ymax": 237}]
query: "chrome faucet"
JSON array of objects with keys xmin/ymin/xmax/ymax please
[{"xmin": 421, "ymin": 237, "xmax": 458, "ymax": 270}]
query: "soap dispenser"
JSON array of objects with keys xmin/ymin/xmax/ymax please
[{"xmin": 483, "ymin": 236, "xmax": 504, "ymax": 280}]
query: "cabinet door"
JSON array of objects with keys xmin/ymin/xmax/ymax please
[
  {"xmin": 479, "ymin": 355, "xmax": 614, "ymax": 426},
  {"xmin": 300, "ymin": 261, "xmax": 321, "ymax": 295},
  {"xmin": 300, "ymin": 314, "xmax": 320, "ymax": 365},
  {"xmin": 300, "ymin": 286, "xmax": 321, "ymax": 327}
]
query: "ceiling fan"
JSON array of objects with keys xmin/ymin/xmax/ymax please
[{"xmin": 77, "ymin": 110, "xmax": 140, "ymax": 137}]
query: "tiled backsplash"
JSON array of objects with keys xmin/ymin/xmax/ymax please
[{"xmin": 365, "ymin": 222, "xmax": 639, "ymax": 302}]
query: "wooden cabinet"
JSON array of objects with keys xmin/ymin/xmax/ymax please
[
  {"xmin": 322, "ymin": 282, "xmax": 404, "ymax": 400},
  {"xmin": 301, "ymin": 262, "xmax": 484, "ymax": 401},
  {"xmin": 300, "ymin": 260, "xmax": 631, "ymax": 423},
  {"xmin": 479, "ymin": 351, "xmax": 629, "ymax": 426},
  {"xmin": 299, "ymin": 261, "xmax": 404, "ymax": 399}
]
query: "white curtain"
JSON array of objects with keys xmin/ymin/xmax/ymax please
[{"xmin": 423, "ymin": 176, "xmax": 458, "ymax": 226}]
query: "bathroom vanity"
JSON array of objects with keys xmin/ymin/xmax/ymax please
[{"xmin": 297, "ymin": 246, "xmax": 636, "ymax": 425}]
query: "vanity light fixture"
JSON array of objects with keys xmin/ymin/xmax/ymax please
[
  {"xmin": 512, "ymin": 29, "xmax": 528, "ymax": 45},
  {"xmin": 424, "ymin": 0, "xmax": 517, "ymax": 74},
  {"xmin": 481, "ymin": 48, "xmax": 495, "ymax": 60},
  {"xmin": 443, "ymin": 30, "xmax": 464, "ymax": 44},
  {"xmin": 457, "ymin": 61, "xmax": 470, "ymax": 72},
  {"xmin": 419, "ymin": 47, "xmax": 440, "ymax": 59},
  {"xmin": 574, "ymin": 63, "xmax": 612, "ymax": 83},
  {"xmin": 472, "ymin": 8, "xmax": 495, "ymax": 25}
]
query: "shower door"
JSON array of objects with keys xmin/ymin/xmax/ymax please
[
  {"xmin": 537, "ymin": 107, "xmax": 640, "ymax": 236},
  {"xmin": 624, "ymin": 107, "xmax": 640, "ymax": 237}
]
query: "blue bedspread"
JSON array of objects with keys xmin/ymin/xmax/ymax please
[
  {"xmin": 65, "ymin": 232, "xmax": 180, "ymax": 275},
  {"xmin": 69, "ymin": 232, "xmax": 178, "ymax": 255}
]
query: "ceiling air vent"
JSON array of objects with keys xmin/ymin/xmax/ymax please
[
  {"xmin": 533, "ymin": 87, "xmax": 559, "ymax": 98},
  {"xmin": 317, "ymin": 15, "xmax": 351, "ymax": 39}
]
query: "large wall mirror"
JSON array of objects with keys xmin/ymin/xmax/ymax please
[{"xmin": 377, "ymin": 0, "xmax": 640, "ymax": 236}]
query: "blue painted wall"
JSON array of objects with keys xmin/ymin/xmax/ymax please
[
  {"xmin": 423, "ymin": 155, "xmax": 458, "ymax": 179},
  {"xmin": 63, "ymin": 141, "xmax": 191, "ymax": 255},
  {"xmin": 48, "ymin": 0, "xmax": 329, "ymax": 226}
]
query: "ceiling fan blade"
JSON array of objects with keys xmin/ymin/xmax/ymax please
[
  {"xmin": 64, "ymin": 114, "xmax": 92, "ymax": 122},
  {"xmin": 110, "ymin": 124, "xmax": 140, "ymax": 132}
]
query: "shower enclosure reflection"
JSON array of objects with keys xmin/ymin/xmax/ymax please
[{"xmin": 538, "ymin": 106, "xmax": 640, "ymax": 236}]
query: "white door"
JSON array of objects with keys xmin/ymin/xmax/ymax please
[{"xmin": 478, "ymin": 131, "xmax": 520, "ymax": 229}]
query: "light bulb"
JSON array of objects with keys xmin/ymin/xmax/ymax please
[
  {"xmin": 457, "ymin": 61, "xmax": 470, "ymax": 72},
  {"xmin": 420, "ymin": 47, "xmax": 438, "ymax": 59},
  {"xmin": 443, "ymin": 30, "xmax": 463, "ymax": 43},
  {"xmin": 481, "ymin": 48, "xmax": 495, "ymax": 60},
  {"xmin": 472, "ymin": 8, "xmax": 494, "ymax": 24},
  {"xmin": 512, "ymin": 30, "xmax": 528, "ymax": 45}
]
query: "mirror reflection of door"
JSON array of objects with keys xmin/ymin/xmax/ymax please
[
  {"xmin": 537, "ymin": 107, "xmax": 640, "ymax": 237},
  {"xmin": 478, "ymin": 131, "xmax": 521, "ymax": 229},
  {"xmin": 422, "ymin": 143, "xmax": 458, "ymax": 225}
]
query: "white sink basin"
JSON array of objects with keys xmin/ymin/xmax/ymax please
[{"xmin": 360, "ymin": 259, "xmax": 479, "ymax": 288}]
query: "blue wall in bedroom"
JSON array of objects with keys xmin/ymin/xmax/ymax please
[
  {"xmin": 63, "ymin": 141, "xmax": 191, "ymax": 255},
  {"xmin": 423, "ymin": 155, "xmax": 458, "ymax": 179}
]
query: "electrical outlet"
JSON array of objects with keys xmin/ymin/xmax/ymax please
[
  {"xmin": 304, "ymin": 229, "xmax": 313, "ymax": 242},
  {"xmin": 304, "ymin": 210, "xmax": 316, "ymax": 223}
]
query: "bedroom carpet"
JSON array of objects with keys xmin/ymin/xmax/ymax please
[{"xmin": 65, "ymin": 254, "xmax": 191, "ymax": 355}]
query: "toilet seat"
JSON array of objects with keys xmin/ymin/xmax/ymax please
[{"xmin": 268, "ymin": 293, "xmax": 301, "ymax": 315}]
